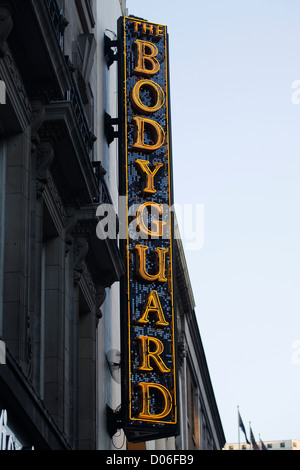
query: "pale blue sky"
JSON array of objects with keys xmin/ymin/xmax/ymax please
[{"xmin": 126, "ymin": 0, "xmax": 300, "ymax": 444}]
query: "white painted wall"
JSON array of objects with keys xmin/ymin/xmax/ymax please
[{"xmin": 94, "ymin": 0, "xmax": 125, "ymax": 450}]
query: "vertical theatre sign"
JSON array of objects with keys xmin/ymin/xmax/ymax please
[{"xmin": 118, "ymin": 17, "xmax": 178, "ymax": 442}]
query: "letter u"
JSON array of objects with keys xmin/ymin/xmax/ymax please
[{"xmin": 135, "ymin": 244, "xmax": 168, "ymax": 282}]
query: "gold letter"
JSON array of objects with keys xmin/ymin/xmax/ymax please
[
  {"xmin": 131, "ymin": 21, "xmax": 141, "ymax": 33},
  {"xmin": 130, "ymin": 80, "xmax": 165, "ymax": 115},
  {"xmin": 135, "ymin": 159, "xmax": 163, "ymax": 195},
  {"xmin": 155, "ymin": 25, "xmax": 164, "ymax": 37},
  {"xmin": 141, "ymin": 23, "xmax": 154, "ymax": 36},
  {"xmin": 138, "ymin": 290, "xmax": 169, "ymax": 326},
  {"xmin": 135, "ymin": 244, "xmax": 168, "ymax": 283},
  {"xmin": 138, "ymin": 382, "xmax": 173, "ymax": 420},
  {"xmin": 138, "ymin": 336, "xmax": 170, "ymax": 373},
  {"xmin": 136, "ymin": 202, "xmax": 166, "ymax": 238},
  {"xmin": 134, "ymin": 40, "xmax": 160, "ymax": 75},
  {"xmin": 133, "ymin": 116, "xmax": 165, "ymax": 152}
]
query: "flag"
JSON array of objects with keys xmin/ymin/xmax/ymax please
[
  {"xmin": 250, "ymin": 426, "xmax": 260, "ymax": 450},
  {"xmin": 260, "ymin": 438, "xmax": 268, "ymax": 450},
  {"xmin": 238, "ymin": 410, "xmax": 250, "ymax": 445}
]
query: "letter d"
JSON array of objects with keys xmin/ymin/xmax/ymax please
[{"xmin": 138, "ymin": 382, "xmax": 173, "ymax": 420}]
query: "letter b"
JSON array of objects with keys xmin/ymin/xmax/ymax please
[{"xmin": 134, "ymin": 40, "xmax": 160, "ymax": 75}]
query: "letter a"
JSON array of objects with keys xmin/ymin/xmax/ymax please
[{"xmin": 138, "ymin": 290, "xmax": 168, "ymax": 326}]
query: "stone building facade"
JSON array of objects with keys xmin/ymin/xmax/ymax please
[
  {"xmin": 0, "ymin": 0, "xmax": 125, "ymax": 450},
  {"xmin": 0, "ymin": 0, "xmax": 225, "ymax": 450}
]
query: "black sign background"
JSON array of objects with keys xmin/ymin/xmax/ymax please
[{"xmin": 118, "ymin": 16, "xmax": 179, "ymax": 443}]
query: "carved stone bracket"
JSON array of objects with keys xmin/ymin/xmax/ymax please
[
  {"xmin": 59, "ymin": 14, "xmax": 69, "ymax": 37},
  {"xmin": 95, "ymin": 286, "xmax": 106, "ymax": 323},
  {"xmin": 178, "ymin": 336, "xmax": 187, "ymax": 368},
  {"xmin": 73, "ymin": 237, "xmax": 89, "ymax": 285},
  {"xmin": 65, "ymin": 211, "xmax": 78, "ymax": 256},
  {"xmin": 73, "ymin": 236, "xmax": 107, "ymax": 323},
  {"xmin": 0, "ymin": 6, "xmax": 13, "ymax": 57},
  {"xmin": 31, "ymin": 99, "xmax": 46, "ymax": 150},
  {"xmin": 81, "ymin": 261, "xmax": 106, "ymax": 323},
  {"xmin": 36, "ymin": 141, "xmax": 54, "ymax": 197},
  {"xmin": 71, "ymin": 205, "xmax": 123, "ymax": 323}
]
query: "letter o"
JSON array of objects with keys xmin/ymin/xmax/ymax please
[{"xmin": 130, "ymin": 80, "xmax": 165, "ymax": 114}]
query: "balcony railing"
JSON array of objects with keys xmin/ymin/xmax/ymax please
[
  {"xmin": 65, "ymin": 60, "xmax": 95, "ymax": 160},
  {"xmin": 45, "ymin": 0, "xmax": 68, "ymax": 49},
  {"xmin": 65, "ymin": 92, "xmax": 92, "ymax": 159},
  {"xmin": 44, "ymin": 0, "xmax": 105, "ymax": 202}
]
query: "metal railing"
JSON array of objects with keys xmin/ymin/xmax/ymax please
[{"xmin": 45, "ymin": 0, "xmax": 68, "ymax": 49}]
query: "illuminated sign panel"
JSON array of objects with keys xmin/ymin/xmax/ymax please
[{"xmin": 118, "ymin": 16, "xmax": 178, "ymax": 442}]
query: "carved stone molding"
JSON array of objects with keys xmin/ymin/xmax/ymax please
[
  {"xmin": 95, "ymin": 286, "xmax": 106, "ymax": 323},
  {"xmin": 81, "ymin": 261, "xmax": 106, "ymax": 323},
  {"xmin": 2, "ymin": 49, "xmax": 32, "ymax": 118},
  {"xmin": 0, "ymin": 6, "xmax": 13, "ymax": 57},
  {"xmin": 65, "ymin": 211, "xmax": 78, "ymax": 255},
  {"xmin": 178, "ymin": 336, "xmax": 187, "ymax": 368},
  {"xmin": 59, "ymin": 14, "xmax": 69, "ymax": 37},
  {"xmin": 36, "ymin": 141, "xmax": 54, "ymax": 197},
  {"xmin": 71, "ymin": 205, "xmax": 99, "ymax": 242},
  {"xmin": 46, "ymin": 171, "xmax": 67, "ymax": 228},
  {"xmin": 73, "ymin": 237, "xmax": 89, "ymax": 285},
  {"xmin": 31, "ymin": 99, "xmax": 46, "ymax": 150},
  {"xmin": 73, "ymin": 237, "xmax": 107, "ymax": 323}
]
